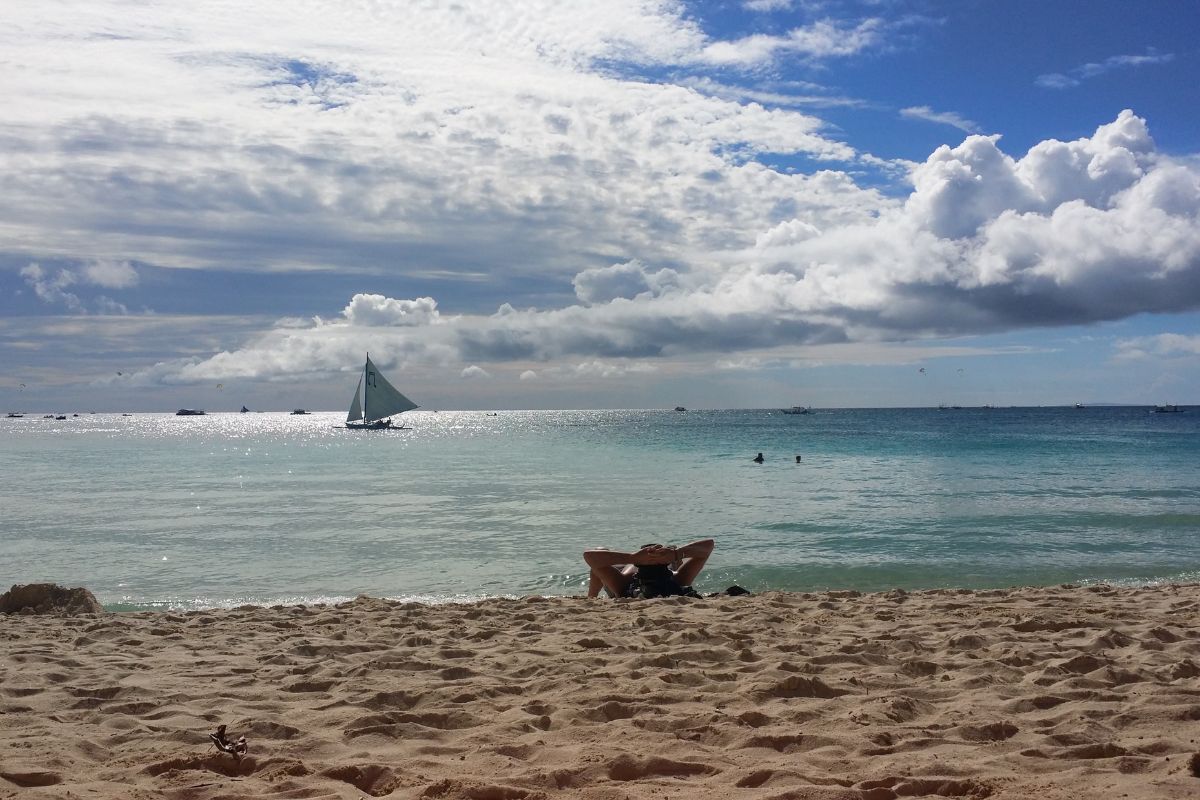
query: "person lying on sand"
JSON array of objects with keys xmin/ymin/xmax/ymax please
[{"xmin": 584, "ymin": 539, "xmax": 714, "ymax": 599}]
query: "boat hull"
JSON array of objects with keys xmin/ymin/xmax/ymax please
[{"xmin": 345, "ymin": 419, "xmax": 404, "ymax": 430}]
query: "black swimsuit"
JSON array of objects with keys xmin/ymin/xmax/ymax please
[{"xmin": 626, "ymin": 564, "xmax": 700, "ymax": 599}]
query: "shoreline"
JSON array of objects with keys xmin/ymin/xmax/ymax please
[
  {"xmin": 3, "ymin": 584, "xmax": 1199, "ymax": 798},
  {"xmin": 83, "ymin": 574, "xmax": 1200, "ymax": 613}
]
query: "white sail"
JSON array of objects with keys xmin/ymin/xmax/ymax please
[
  {"xmin": 346, "ymin": 376, "xmax": 363, "ymax": 422},
  {"xmin": 363, "ymin": 355, "xmax": 418, "ymax": 423}
]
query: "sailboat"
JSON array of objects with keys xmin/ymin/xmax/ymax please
[{"xmin": 345, "ymin": 354, "xmax": 418, "ymax": 429}]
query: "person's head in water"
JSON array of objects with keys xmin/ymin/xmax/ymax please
[{"xmin": 753, "ymin": 452, "xmax": 764, "ymax": 463}]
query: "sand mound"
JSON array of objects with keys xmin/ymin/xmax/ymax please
[{"xmin": 0, "ymin": 582, "xmax": 104, "ymax": 614}]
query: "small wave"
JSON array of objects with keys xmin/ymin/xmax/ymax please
[
  {"xmin": 1077, "ymin": 570, "xmax": 1200, "ymax": 589},
  {"xmin": 103, "ymin": 591, "xmax": 518, "ymax": 612}
]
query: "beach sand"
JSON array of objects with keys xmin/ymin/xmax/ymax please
[{"xmin": 3, "ymin": 585, "xmax": 1200, "ymax": 799}]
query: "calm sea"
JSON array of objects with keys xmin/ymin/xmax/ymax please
[{"xmin": 2, "ymin": 407, "xmax": 1197, "ymax": 610}]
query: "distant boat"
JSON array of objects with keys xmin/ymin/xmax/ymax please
[
  {"xmin": 175, "ymin": 409, "xmax": 206, "ymax": 416},
  {"xmin": 345, "ymin": 354, "xmax": 418, "ymax": 430},
  {"xmin": 240, "ymin": 405, "xmax": 250, "ymax": 413},
  {"xmin": 290, "ymin": 409, "xmax": 310, "ymax": 415},
  {"xmin": 1074, "ymin": 403, "xmax": 1085, "ymax": 409},
  {"xmin": 6, "ymin": 412, "xmax": 23, "ymax": 418},
  {"xmin": 55, "ymin": 415, "xmax": 67, "ymax": 420},
  {"xmin": 1153, "ymin": 404, "xmax": 1184, "ymax": 413},
  {"xmin": 781, "ymin": 406, "xmax": 811, "ymax": 415},
  {"xmin": 674, "ymin": 406, "xmax": 686, "ymax": 412}
]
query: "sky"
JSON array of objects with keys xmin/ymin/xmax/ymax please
[{"xmin": 2, "ymin": 0, "xmax": 1199, "ymax": 412}]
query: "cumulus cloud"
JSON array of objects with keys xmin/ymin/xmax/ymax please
[
  {"xmin": 121, "ymin": 110, "xmax": 1200, "ymax": 387},
  {"xmin": 461, "ymin": 365, "xmax": 491, "ymax": 379},
  {"xmin": 1036, "ymin": 49, "xmax": 1174, "ymax": 89},
  {"xmin": 82, "ymin": 260, "xmax": 138, "ymax": 288},
  {"xmin": 573, "ymin": 260, "xmax": 681, "ymax": 305},
  {"xmin": 341, "ymin": 295, "xmax": 441, "ymax": 327},
  {"xmin": 519, "ymin": 370, "xmax": 538, "ymax": 381},
  {"xmin": 3, "ymin": 6, "xmax": 1191, "ymax": 389}
]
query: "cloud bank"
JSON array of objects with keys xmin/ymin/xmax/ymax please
[
  {"xmin": 2, "ymin": 4, "xmax": 1197, "ymax": 393},
  {"xmin": 132, "ymin": 110, "xmax": 1200, "ymax": 385}
]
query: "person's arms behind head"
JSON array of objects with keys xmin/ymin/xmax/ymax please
[{"xmin": 584, "ymin": 544, "xmax": 676, "ymax": 569}]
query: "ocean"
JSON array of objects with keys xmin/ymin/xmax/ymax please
[{"xmin": 2, "ymin": 407, "xmax": 1197, "ymax": 610}]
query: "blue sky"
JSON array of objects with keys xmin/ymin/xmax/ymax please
[{"xmin": 2, "ymin": 0, "xmax": 1198, "ymax": 412}]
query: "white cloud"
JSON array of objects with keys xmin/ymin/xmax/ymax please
[
  {"xmin": 900, "ymin": 105, "xmax": 982, "ymax": 134},
  {"xmin": 519, "ymin": 370, "xmax": 538, "ymax": 381},
  {"xmin": 0, "ymin": 0, "xmax": 864, "ymax": 290},
  {"xmin": 461, "ymin": 365, "xmax": 492, "ymax": 379},
  {"xmin": 20, "ymin": 263, "xmax": 83, "ymax": 312},
  {"xmin": 3, "ymin": 4, "xmax": 1197, "ymax": 395},
  {"xmin": 699, "ymin": 18, "xmax": 884, "ymax": 67},
  {"xmin": 341, "ymin": 295, "xmax": 441, "ymax": 327},
  {"xmin": 94, "ymin": 296, "xmax": 130, "ymax": 315},
  {"xmin": 744, "ymin": 0, "xmax": 792, "ymax": 11},
  {"xmin": 755, "ymin": 219, "xmax": 822, "ymax": 248},
  {"xmin": 681, "ymin": 76, "xmax": 868, "ymax": 110},
  {"xmin": 1034, "ymin": 73, "xmax": 1077, "ymax": 90},
  {"xmin": 82, "ymin": 260, "xmax": 138, "ymax": 288},
  {"xmin": 715, "ymin": 355, "xmax": 787, "ymax": 370},
  {"xmin": 557, "ymin": 360, "xmax": 658, "ymax": 379},
  {"xmin": 573, "ymin": 260, "xmax": 681, "ymax": 305},
  {"xmin": 18, "ymin": 260, "xmax": 141, "ymax": 314},
  {"xmin": 1036, "ymin": 49, "xmax": 1174, "ymax": 90},
  {"xmin": 123, "ymin": 110, "xmax": 1200, "ymax": 387},
  {"xmin": 1114, "ymin": 334, "xmax": 1200, "ymax": 361}
]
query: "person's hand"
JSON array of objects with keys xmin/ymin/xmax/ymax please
[{"xmin": 636, "ymin": 544, "xmax": 676, "ymax": 565}]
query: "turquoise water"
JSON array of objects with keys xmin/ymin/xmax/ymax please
[{"xmin": 2, "ymin": 407, "xmax": 1198, "ymax": 610}]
